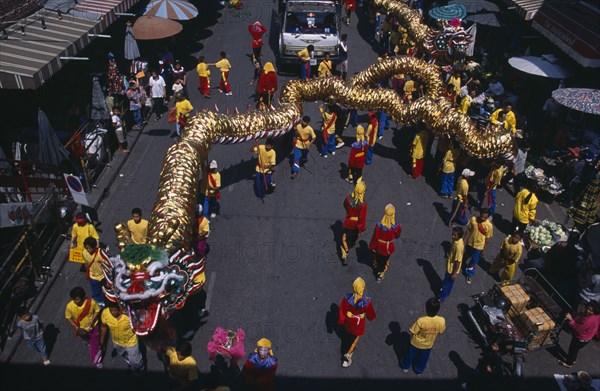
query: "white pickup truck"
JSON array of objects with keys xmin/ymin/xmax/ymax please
[{"xmin": 277, "ymin": 0, "xmax": 342, "ymax": 67}]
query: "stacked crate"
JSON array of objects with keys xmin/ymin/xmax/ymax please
[
  {"xmin": 522, "ymin": 307, "xmax": 556, "ymax": 349},
  {"xmin": 499, "ymin": 284, "xmax": 530, "ymax": 317}
]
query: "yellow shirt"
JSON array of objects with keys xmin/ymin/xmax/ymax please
[
  {"xmin": 487, "ymin": 167, "xmax": 504, "ymax": 189},
  {"xmin": 295, "ymin": 124, "xmax": 316, "ymax": 149},
  {"xmin": 297, "ymin": 48, "xmax": 311, "ymax": 62},
  {"xmin": 412, "ymin": 130, "xmax": 429, "ymax": 160},
  {"xmin": 65, "ymin": 299, "xmax": 100, "ymax": 331},
  {"xmin": 82, "ymin": 248, "xmax": 107, "ymax": 281},
  {"xmin": 366, "ymin": 123, "xmax": 377, "ymax": 147},
  {"xmin": 410, "ymin": 315, "xmax": 446, "ymax": 349},
  {"xmin": 197, "ymin": 216, "xmax": 210, "ymax": 237},
  {"xmin": 166, "ymin": 347, "xmax": 199, "ymax": 383},
  {"xmin": 498, "ymin": 236, "xmax": 522, "ymax": 264},
  {"xmin": 71, "ymin": 223, "xmax": 99, "ymax": 249},
  {"xmin": 318, "ymin": 60, "xmax": 333, "ymax": 77},
  {"xmin": 202, "ymin": 172, "xmax": 221, "ymax": 196},
  {"xmin": 456, "ymin": 177, "xmax": 469, "ymax": 202},
  {"xmin": 176, "ymin": 99, "xmax": 193, "ymax": 119},
  {"xmin": 458, "ymin": 96, "xmax": 471, "ymax": 114},
  {"xmin": 448, "ymin": 75, "xmax": 461, "ymax": 95},
  {"xmin": 252, "ymin": 145, "xmax": 276, "ymax": 173},
  {"xmin": 196, "ymin": 62, "xmax": 210, "ymax": 77},
  {"xmin": 447, "ymin": 238, "xmax": 464, "ymax": 274},
  {"xmin": 127, "ymin": 219, "xmax": 148, "ymax": 244},
  {"xmin": 467, "ymin": 216, "xmax": 493, "ymax": 250},
  {"xmin": 404, "ymin": 80, "xmax": 416, "ymax": 97},
  {"xmin": 490, "ymin": 109, "xmax": 517, "ymax": 133},
  {"xmin": 513, "ymin": 189, "xmax": 538, "ymax": 224},
  {"xmin": 442, "ymin": 149, "xmax": 460, "ymax": 173},
  {"xmin": 214, "ymin": 58, "xmax": 231, "ymax": 73},
  {"xmin": 320, "ymin": 108, "xmax": 336, "ymax": 134},
  {"xmin": 101, "ymin": 310, "xmax": 138, "ymax": 347}
]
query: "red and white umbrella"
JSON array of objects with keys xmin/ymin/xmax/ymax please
[{"xmin": 144, "ymin": 0, "xmax": 198, "ymax": 21}]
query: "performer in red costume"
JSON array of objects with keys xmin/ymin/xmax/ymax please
[
  {"xmin": 340, "ymin": 181, "xmax": 368, "ymax": 264},
  {"xmin": 242, "ymin": 338, "xmax": 278, "ymax": 391},
  {"xmin": 343, "ymin": 0, "xmax": 356, "ymax": 25},
  {"xmin": 338, "ymin": 277, "xmax": 376, "ymax": 367},
  {"xmin": 345, "ymin": 125, "xmax": 369, "ymax": 184},
  {"xmin": 248, "ymin": 21, "xmax": 267, "ymax": 62},
  {"xmin": 369, "ymin": 204, "xmax": 402, "ymax": 282}
]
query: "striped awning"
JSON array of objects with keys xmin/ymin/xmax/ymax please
[
  {"xmin": 0, "ymin": 0, "xmax": 140, "ymax": 90},
  {"xmin": 504, "ymin": 0, "xmax": 544, "ymax": 20}
]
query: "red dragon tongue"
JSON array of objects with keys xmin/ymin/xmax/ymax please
[
  {"xmin": 128, "ymin": 301, "xmax": 160, "ymax": 337},
  {"xmin": 128, "ymin": 271, "xmax": 150, "ymax": 294}
]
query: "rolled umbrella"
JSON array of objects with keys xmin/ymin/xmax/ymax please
[
  {"xmin": 124, "ymin": 21, "xmax": 141, "ymax": 61},
  {"xmin": 91, "ymin": 77, "xmax": 110, "ymax": 120},
  {"xmin": 552, "ymin": 88, "xmax": 600, "ymax": 116},
  {"xmin": 447, "ymin": 0, "xmax": 499, "ymax": 13},
  {"xmin": 508, "ymin": 55, "xmax": 573, "ymax": 79},
  {"xmin": 144, "ymin": 0, "xmax": 198, "ymax": 21},
  {"xmin": 428, "ymin": 4, "xmax": 468, "ymax": 21},
  {"xmin": 132, "ymin": 15, "xmax": 183, "ymax": 40},
  {"xmin": 38, "ymin": 109, "xmax": 70, "ymax": 166}
]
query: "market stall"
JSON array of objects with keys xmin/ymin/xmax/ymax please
[
  {"xmin": 523, "ymin": 164, "xmax": 564, "ymax": 204},
  {"xmin": 524, "ymin": 219, "xmax": 568, "ymax": 253}
]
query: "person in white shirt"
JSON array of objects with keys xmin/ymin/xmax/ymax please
[
  {"xmin": 111, "ymin": 106, "xmax": 128, "ymax": 152},
  {"xmin": 148, "ymin": 71, "xmax": 167, "ymax": 121},
  {"xmin": 486, "ymin": 77, "xmax": 504, "ymax": 98}
]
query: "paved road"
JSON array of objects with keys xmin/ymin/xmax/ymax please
[{"xmin": 3, "ymin": 1, "xmax": 599, "ymax": 390}]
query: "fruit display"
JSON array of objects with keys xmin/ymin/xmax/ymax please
[{"xmin": 525, "ymin": 220, "xmax": 568, "ymax": 251}]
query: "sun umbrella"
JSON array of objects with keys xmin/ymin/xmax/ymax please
[
  {"xmin": 38, "ymin": 109, "xmax": 70, "ymax": 166},
  {"xmin": 552, "ymin": 88, "xmax": 600, "ymax": 116},
  {"xmin": 448, "ymin": 0, "xmax": 499, "ymax": 13},
  {"xmin": 144, "ymin": 0, "xmax": 198, "ymax": 21},
  {"xmin": 508, "ymin": 55, "xmax": 573, "ymax": 79},
  {"xmin": 428, "ymin": 4, "xmax": 468, "ymax": 21},
  {"xmin": 124, "ymin": 22, "xmax": 140, "ymax": 61},
  {"xmin": 465, "ymin": 12, "xmax": 501, "ymax": 27},
  {"xmin": 132, "ymin": 15, "xmax": 183, "ymax": 40},
  {"xmin": 91, "ymin": 77, "xmax": 110, "ymax": 120}
]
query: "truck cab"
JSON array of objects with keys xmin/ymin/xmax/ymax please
[{"xmin": 278, "ymin": 0, "xmax": 342, "ymax": 66}]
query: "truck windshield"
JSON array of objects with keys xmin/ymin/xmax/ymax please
[{"xmin": 284, "ymin": 12, "xmax": 337, "ymax": 34}]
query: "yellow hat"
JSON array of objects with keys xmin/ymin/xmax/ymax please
[
  {"xmin": 263, "ymin": 62, "xmax": 275, "ymax": 74},
  {"xmin": 256, "ymin": 338, "xmax": 273, "ymax": 356},
  {"xmin": 352, "ymin": 277, "xmax": 365, "ymax": 302},
  {"xmin": 356, "ymin": 125, "xmax": 365, "ymax": 142},
  {"xmin": 381, "ymin": 203, "xmax": 395, "ymax": 228},
  {"xmin": 351, "ymin": 181, "xmax": 366, "ymax": 204}
]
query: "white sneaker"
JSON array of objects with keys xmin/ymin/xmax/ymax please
[
  {"xmin": 321, "ymin": 154, "xmax": 328, "ymax": 158},
  {"xmin": 43, "ymin": 359, "xmax": 51, "ymax": 366},
  {"xmin": 378, "ymin": 136, "xmax": 383, "ymax": 140},
  {"xmin": 95, "ymin": 363, "xmax": 104, "ymax": 369},
  {"xmin": 336, "ymin": 141, "xmax": 345, "ymax": 149},
  {"xmin": 342, "ymin": 358, "xmax": 352, "ymax": 367},
  {"xmin": 225, "ymin": 92, "xmax": 233, "ymax": 96},
  {"xmin": 210, "ymin": 213, "xmax": 216, "ymax": 219},
  {"xmin": 402, "ymin": 368, "xmax": 409, "ymax": 373},
  {"xmin": 331, "ymin": 151, "xmax": 336, "ymax": 156}
]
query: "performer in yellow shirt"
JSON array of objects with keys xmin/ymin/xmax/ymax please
[
  {"xmin": 127, "ymin": 207, "xmax": 148, "ymax": 244},
  {"xmin": 464, "ymin": 209, "xmax": 494, "ymax": 284},
  {"xmin": 458, "ymin": 89, "xmax": 477, "ymax": 115},
  {"xmin": 440, "ymin": 146, "xmax": 460, "ymax": 198},
  {"xmin": 297, "ymin": 45, "xmax": 314, "ymax": 80},
  {"xmin": 65, "ymin": 286, "xmax": 103, "ymax": 367},
  {"xmin": 401, "ymin": 298, "xmax": 446, "ymax": 374},
  {"xmin": 82, "ymin": 237, "xmax": 108, "ymax": 307},
  {"xmin": 403, "ymin": 76, "xmax": 416, "ymax": 102},
  {"xmin": 489, "ymin": 104, "xmax": 517, "ymax": 134},
  {"xmin": 201, "ymin": 160, "xmax": 221, "ymax": 218},
  {"xmin": 100, "ymin": 303, "xmax": 144, "ymax": 372},
  {"xmin": 164, "ymin": 342, "xmax": 199, "ymax": 389},
  {"xmin": 193, "ymin": 204, "xmax": 211, "ymax": 258},
  {"xmin": 175, "ymin": 93, "xmax": 193, "ymax": 136},
  {"xmin": 449, "ymin": 168, "xmax": 475, "ymax": 226},
  {"xmin": 70, "ymin": 212, "xmax": 99, "ymax": 250},
  {"xmin": 214, "ymin": 51, "xmax": 232, "ymax": 95},
  {"xmin": 512, "ymin": 187, "xmax": 538, "ymax": 235},
  {"xmin": 411, "ymin": 129, "xmax": 430, "ymax": 179},
  {"xmin": 489, "ymin": 232, "xmax": 523, "ymax": 282},
  {"xmin": 252, "ymin": 138, "xmax": 276, "ymax": 199},
  {"xmin": 318, "ymin": 53, "xmax": 333, "ymax": 77},
  {"xmin": 196, "ymin": 56, "xmax": 211, "ymax": 98},
  {"xmin": 320, "ymin": 104, "xmax": 337, "ymax": 158},
  {"xmin": 477, "ymin": 161, "xmax": 504, "ymax": 215},
  {"xmin": 291, "ymin": 116, "xmax": 316, "ymax": 179},
  {"xmin": 438, "ymin": 227, "xmax": 464, "ymax": 301}
]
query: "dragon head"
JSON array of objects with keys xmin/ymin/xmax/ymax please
[{"xmin": 102, "ymin": 244, "xmax": 205, "ymax": 336}]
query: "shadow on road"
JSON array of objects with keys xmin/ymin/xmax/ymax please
[
  {"xmin": 384, "ymin": 321, "xmax": 410, "ymax": 367},
  {"xmin": 416, "ymin": 258, "xmax": 441, "ymax": 295}
]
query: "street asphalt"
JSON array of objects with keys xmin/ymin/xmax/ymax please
[{"xmin": 2, "ymin": 1, "xmax": 599, "ymax": 390}]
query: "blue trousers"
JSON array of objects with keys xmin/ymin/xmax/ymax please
[
  {"xmin": 401, "ymin": 343, "xmax": 432, "ymax": 374},
  {"xmin": 300, "ymin": 61, "xmax": 310, "ymax": 80},
  {"xmin": 440, "ymin": 172, "xmax": 455, "ymax": 196},
  {"xmin": 27, "ymin": 337, "xmax": 48, "ymax": 361},
  {"xmin": 438, "ymin": 271, "xmax": 455, "ymax": 301},
  {"xmin": 202, "ymin": 195, "xmax": 220, "ymax": 217},
  {"xmin": 377, "ymin": 112, "xmax": 389, "ymax": 137},
  {"xmin": 349, "ymin": 110, "xmax": 358, "ymax": 127},
  {"xmin": 366, "ymin": 145, "xmax": 374, "ymax": 165},
  {"xmin": 132, "ymin": 109, "xmax": 142, "ymax": 125},
  {"xmin": 464, "ymin": 245, "xmax": 483, "ymax": 277},
  {"xmin": 89, "ymin": 278, "xmax": 105, "ymax": 307},
  {"xmin": 255, "ymin": 172, "xmax": 274, "ymax": 199},
  {"xmin": 322, "ymin": 134, "xmax": 336, "ymax": 156},
  {"xmin": 292, "ymin": 147, "xmax": 308, "ymax": 173},
  {"xmin": 477, "ymin": 188, "xmax": 497, "ymax": 215}
]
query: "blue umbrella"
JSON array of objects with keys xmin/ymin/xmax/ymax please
[
  {"xmin": 552, "ymin": 88, "xmax": 600, "ymax": 116},
  {"xmin": 38, "ymin": 109, "xmax": 70, "ymax": 166},
  {"xmin": 429, "ymin": 4, "xmax": 468, "ymax": 20}
]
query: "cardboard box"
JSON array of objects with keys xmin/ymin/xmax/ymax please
[
  {"xmin": 522, "ymin": 307, "xmax": 556, "ymax": 348},
  {"xmin": 500, "ymin": 284, "xmax": 530, "ymax": 317}
]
